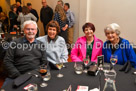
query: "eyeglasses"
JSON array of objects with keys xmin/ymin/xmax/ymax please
[{"xmin": 25, "ymin": 28, "xmax": 36, "ymax": 31}]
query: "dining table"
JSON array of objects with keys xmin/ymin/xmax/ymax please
[{"xmin": 1, "ymin": 62, "xmax": 136, "ymax": 91}]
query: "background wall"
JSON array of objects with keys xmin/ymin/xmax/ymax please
[
  {"xmin": 86, "ymin": 0, "xmax": 136, "ymax": 44},
  {"xmin": 0, "ymin": 0, "xmax": 10, "ymax": 15}
]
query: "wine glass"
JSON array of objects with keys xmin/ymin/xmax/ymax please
[
  {"xmin": 0, "ymin": 32, "xmax": 5, "ymax": 43},
  {"xmin": 17, "ymin": 27, "xmax": 20, "ymax": 35},
  {"xmin": 83, "ymin": 56, "xmax": 90, "ymax": 73},
  {"xmin": 110, "ymin": 55, "xmax": 118, "ymax": 70},
  {"xmin": 56, "ymin": 62, "xmax": 64, "ymax": 78},
  {"xmin": 39, "ymin": 65, "xmax": 48, "ymax": 87}
]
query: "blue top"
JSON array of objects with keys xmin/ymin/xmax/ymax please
[
  {"xmin": 65, "ymin": 9, "xmax": 75, "ymax": 28},
  {"xmin": 53, "ymin": 12, "xmax": 68, "ymax": 32},
  {"xmin": 37, "ymin": 35, "xmax": 68, "ymax": 64},
  {"xmin": 102, "ymin": 38, "xmax": 136, "ymax": 68}
]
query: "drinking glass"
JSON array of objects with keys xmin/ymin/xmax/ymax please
[
  {"xmin": 39, "ymin": 65, "xmax": 48, "ymax": 87},
  {"xmin": 17, "ymin": 27, "xmax": 20, "ymax": 35},
  {"xmin": 83, "ymin": 56, "xmax": 90, "ymax": 73},
  {"xmin": 110, "ymin": 55, "xmax": 118, "ymax": 70},
  {"xmin": 43, "ymin": 69, "xmax": 51, "ymax": 82},
  {"xmin": 20, "ymin": 32, "xmax": 24, "ymax": 37},
  {"xmin": 27, "ymin": 83, "xmax": 38, "ymax": 91},
  {"xmin": 56, "ymin": 62, "xmax": 64, "ymax": 78},
  {"xmin": 0, "ymin": 32, "xmax": 5, "ymax": 43},
  {"xmin": 103, "ymin": 70, "xmax": 117, "ymax": 91},
  {"xmin": 103, "ymin": 63, "xmax": 110, "ymax": 73},
  {"xmin": 74, "ymin": 62, "xmax": 83, "ymax": 74}
]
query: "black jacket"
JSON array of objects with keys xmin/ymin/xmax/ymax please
[{"xmin": 40, "ymin": 6, "xmax": 53, "ymax": 25}]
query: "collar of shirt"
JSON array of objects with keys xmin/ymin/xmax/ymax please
[
  {"xmin": 23, "ymin": 36, "xmax": 37, "ymax": 44},
  {"xmin": 47, "ymin": 35, "xmax": 58, "ymax": 43},
  {"xmin": 66, "ymin": 9, "xmax": 70, "ymax": 13}
]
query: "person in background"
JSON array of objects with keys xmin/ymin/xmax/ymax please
[
  {"xmin": 37, "ymin": 20, "xmax": 68, "ymax": 64},
  {"xmin": 17, "ymin": 6, "xmax": 37, "ymax": 31},
  {"xmin": 0, "ymin": 6, "xmax": 2, "ymax": 13},
  {"xmin": 40, "ymin": 0, "xmax": 53, "ymax": 35},
  {"xmin": 16, "ymin": 1, "xmax": 22, "ymax": 15},
  {"xmin": 64, "ymin": 3, "xmax": 75, "ymax": 53},
  {"xmin": 9, "ymin": 4, "xmax": 18, "ymax": 32},
  {"xmin": 102, "ymin": 23, "xmax": 136, "ymax": 68},
  {"xmin": 71, "ymin": 22, "xmax": 103, "ymax": 63},
  {"xmin": 27, "ymin": 3, "xmax": 39, "ymax": 22},
  {"xmin": 3, "ymin": 20, "xmax": 47, "ymax": 87},
  {"xmin": 53, "ymin": 4, "xmax": 68, "ymax": 43},
  {"xmin": 57, "ymin": 0, "xmax": 64, "ymax": 7},
  {"xmin": 0, "ymin": 12, "xmax": 9, "ymax": 33},
  {"xmin": 27, "ymin": 3, "xmax": 40, "ymax": 37}
]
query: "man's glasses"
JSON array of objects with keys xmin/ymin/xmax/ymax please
[{"xmin": 25, "ymin": 28, "xmax": 36, "ymax": 31}]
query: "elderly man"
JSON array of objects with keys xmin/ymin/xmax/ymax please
[
  {"xmin": 40, "ymin": 0, "xmax": 53, "ymax": 35},
  {"xmin": 2, "ymin": 20, "xmax": 47, "ymax": 86}
]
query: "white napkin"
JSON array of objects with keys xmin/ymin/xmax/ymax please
[{"xmin": 89, "ymin": 88, "xmax": 99, "ymax": 91}]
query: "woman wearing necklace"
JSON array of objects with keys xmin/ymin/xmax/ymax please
[
  {"xmin": 71, "ymin": 22, "xmax": 103, "ymax": 63},
  {"xmin": 102, "ymin": 23, "xmax": 136, "ymax": 68}
]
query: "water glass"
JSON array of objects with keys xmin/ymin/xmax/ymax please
[
  {"xmin": 103, "ymin": 70, "xmax": 117, "ymax": 91},
  {"xmin": 27, "ymin": 84, "xmax": 38, "ymax": 91},
  {"xmin": 104, "ymin": 69, "xmax": 116, "ymax": 81},
  {"xmin": 103, "ymin": 63, "xmax": 110, "ymax": 73},
  {"xmin": 74, "ymin": 63, "xmax": 83, "ymax": 74}
]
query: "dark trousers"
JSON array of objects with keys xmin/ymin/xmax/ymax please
[
  {"xmin": 43, "ymin": 23, "xmax": 47, "ymax": 35},
  {"xmin": 59, "ymin": 29, "xmax": 68, "ymax": 43}
]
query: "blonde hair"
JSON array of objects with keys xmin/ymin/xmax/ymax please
[
  {"xmin": 55, "ymin": 4, "xmax": 67, "ymax": 21},
  {"xmin": 104, "ymin": 23, "xmax": 120, "ymax": 35}
]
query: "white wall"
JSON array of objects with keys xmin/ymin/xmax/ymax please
[{"xmin": 87, "ymin": 0, "xmax": 136, "ymax": 44}]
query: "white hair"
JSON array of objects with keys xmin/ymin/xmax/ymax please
[
  {"xmin": 23, "ymin": 20, "xmax": 37, "ymax": 29},
  {"xmin": 104, "ymin": 23, "xmax": 120, "ymax": 35}
]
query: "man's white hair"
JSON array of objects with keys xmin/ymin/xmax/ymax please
[{"xmin": 23, "ymin": 20, "xmax": 37, "ymax": 29}]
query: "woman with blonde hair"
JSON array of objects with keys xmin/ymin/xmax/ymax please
[
  {"xmin": 17, "ymin": 6, "xmax": 37, "ymax": 31},
  {"xmin": 53, "ymin": 4, "xmax": 68, "ymax": 43}
]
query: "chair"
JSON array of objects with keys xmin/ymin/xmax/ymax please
[{"xmin": 133, "ymin": 47, "xmax": 136, "ymax": 54}]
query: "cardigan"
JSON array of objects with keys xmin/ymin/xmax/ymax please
[
  {"xmin": 102, "ymin": 38, "xmax": 136, "ymax": 68},
  {"xmin": 71, "ymin": 35, "xmax": 103, "ymax": 63}
]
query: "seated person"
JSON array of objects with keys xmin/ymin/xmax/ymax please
[
  {"xmin": 71, "ymin": 22, "xmax": 103, "ymax": 63},
  {"xmin": 3, "ymin": 20, "xmax": 47, "ymax": 86},
  {"xmin": 37, "ymin": 20, "xmax": 68, "ymax": 64},
  {"xmin": 102, "ymin": 23, "xmax": 136, "ymax": 68}
]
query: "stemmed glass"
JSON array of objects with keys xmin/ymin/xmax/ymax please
[
  {"xmin": 0, "ymin": 32, "xmax": 5, "ymax": 43},
  {"xmin": 39, "ymin": 65, "xmax": 48, "ymax": 87},
  {"xmin": 17, "ymin": 27, "xmax": 20, "ymax": 35},
  {"xmin": 83, "ymin": 56, "xmax": 90, "ymax": 73},
  {"xmin": 110, "ymin": 54, "xmax": 118, "ymax": 70},
  {"xmin": 56, "ymin": 62, "xmax": 64, "ymax": 78}
]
